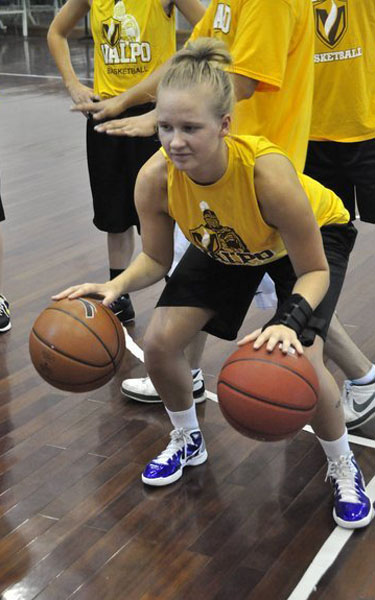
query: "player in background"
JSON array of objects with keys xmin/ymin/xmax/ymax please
[
  {"xmin": 304, "ymin": 0, "xmax": 375, "ymax": 431},
  {"xmin": 47, "ymin": 0, "xmax": 205, "ymax": 324}
]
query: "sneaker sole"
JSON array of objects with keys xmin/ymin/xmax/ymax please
[
  {"xmin": 141, "ymin": 449, "xmax": 208, "ymax": 487},
  {"xmin": 0, "ymin": 322, "xmax": 11, "ymax": 333},
  {"xmin": 121, "ymin": 388, "xmax": 207, "ymax": 404},
  {"xmin": 333, "ymin": 503, "xmax": 375, "ymax": 529}
]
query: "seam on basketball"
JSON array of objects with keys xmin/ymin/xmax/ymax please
[
  {"xmin": 31, "ymin": 328, "xmax": 114, "ymax": 369},
  {"xmin": 221, "ymin": 357, "xmax": 318, "ymax": 399},
  {"xmin": 44, "ymin": 306, "xmax": 118, "ymax": 370},
  {"xmin": 217, "ymin": 380, "xmax": 316, "ymax": 412}
]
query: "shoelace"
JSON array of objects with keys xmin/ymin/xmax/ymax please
[
  {"xmin": 326, "ymin": 453, "xmax": 361, "ymax": 503},
  {"xmin": 154, "ymin": 428, "xmax": 190, "ymax": 465},
  {"xmin": 342, "ymin": 380, "xmax": 353, "ymax": 402}
]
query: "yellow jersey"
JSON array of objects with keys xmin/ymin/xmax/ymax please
[
  {"xmin": 90, "ymin": 0, "xmax": 176, "ymax": 98},
  {"xmin": 163, "ymin": 135, "xmax": 349, "ymax": 267},
  {"xmin": 310, "ymin": 0, "xmax": 375, "ymax": 142},
  {"xmin": 189, "ymin": 0, "xmax": 314, "ymax": 171}
]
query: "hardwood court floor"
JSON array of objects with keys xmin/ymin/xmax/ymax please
[{"xmin": 0, "ymin": 36, "xmax": 375, "ymax": 600}]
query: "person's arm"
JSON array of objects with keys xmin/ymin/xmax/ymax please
[
  {"xmin": 53, "ymin": 151, "xmax": 174, "ymax": 303},
  {"xmin": 47, "ymin": 0, "xmax": 99, "ymax": 107},
  {"xmin": 239, "ymin": 153, "xmax": 330, "ymax": 353},
  {"xmin": 173, "ymin": 0, "xmax": 205, "ymax": 25},
  {"xmin": 94, "ymin": 70, "xmax": 258, "ymax": 137}
]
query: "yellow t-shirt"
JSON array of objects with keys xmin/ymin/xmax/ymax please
[
  {"xmin": 163, "ymin": 135, "xmax": 349, "ymax": 267},
  {"xmin": 189, "ymin": 0, "xmax": 314, "ymax": 171},
  {"xmin": 310, "ymin": 0, "xmax": 375, "ymax": 142},
  {"xmin": 90, "ymin": 0, "xmax": 176, "ymax": 99}
]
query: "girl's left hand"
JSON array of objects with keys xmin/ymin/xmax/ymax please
[{"xmin": 238, "ymin": 324, "xmax": 303, "ymax": 354}]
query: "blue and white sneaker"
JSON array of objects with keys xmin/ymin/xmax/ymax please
[
  {"xmin": 326, "ymin": 452, "xmax": 374, "ymax": 529},
  {"xmin": 142, "ymin": 428, "xmax": 208, "ymax": 487}
]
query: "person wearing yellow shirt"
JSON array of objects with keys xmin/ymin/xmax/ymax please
[
  {"xmin": 304, "ymin": 0, "xmax": 375, "ymax": 431},
  {"xmin": 53, "ymin": 39, "xmax": 373, "ymax": 529},
  {"xmin": 47, "ymin": 0, "xmax": 205, "ymax": 324}
]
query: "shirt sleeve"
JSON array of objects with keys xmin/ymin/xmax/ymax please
[{"xmin": 190, "ymin": 0, "xmax": 295, "ymax": 92}]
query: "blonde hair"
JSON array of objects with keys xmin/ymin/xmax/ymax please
[{"xmin": 157, "ymin": 38, "xmax": 235, "ymax": 119}]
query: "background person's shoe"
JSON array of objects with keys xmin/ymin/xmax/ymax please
[
  {"xmin": 109, "ymin": 294, "xmax": 135, "ymax": 323},
  {"xmin": 0, "ymin": 295, "xmax": 11, "ymax": 332},
  {"xmin": 326, "ymin": 452, "xmax": 374, "ymax": 529},
  {"xmin": 121, "ymin": 369, "xmax": 206, "ymax": 404},
  {"xmin": 142, "ymin": 428, "xmax": 208, "ymax": 486},
  {"xmin": 342, "ymin": 380, "xmax": 375, "ymax": 430}
]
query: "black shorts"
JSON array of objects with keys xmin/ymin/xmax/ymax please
[
  {"xmin": 304, "ymin": 139, "xmax": 375, "ymax": 223},
  {"xmin": 86, "ymin": 102, "xmax": 161, "ymax": 233},
  {"xmin": 157, "ymin": 223, "xmax": 357, "ymax": 342}
]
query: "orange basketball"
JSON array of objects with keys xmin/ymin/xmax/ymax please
[
  {"xmin": 217, "ymin": 344, "xmax": 319, "ymax": 441},
  {"xmin": 29, "ymin": 297, "xmax": 125, "ymax": 392}
]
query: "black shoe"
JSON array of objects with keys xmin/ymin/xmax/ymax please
[
  {"xmin": 0, "ymin": 294, "xmax": 11, "ymax": 332},
  {"xmin": 109, "ymin": 294, "xmax": 135, "ymax": 323}
]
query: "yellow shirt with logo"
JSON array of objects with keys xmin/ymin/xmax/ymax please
[
  {"xmin": 163, "ymin": 135, "xmax": 349, "ymax": 267},
  {"xmin": 310, "ymin": 0, "xmax": 375, "ymax": 141},
  {"xmin": 90, "ymin": 0, "xmax": 176, "ymax": 98},
  {"xmin": 189, "ymin": 0, "xmax": 314, "ymax": 171}
]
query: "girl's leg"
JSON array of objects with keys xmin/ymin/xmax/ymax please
[
  {"xmin": 141, "ymin": 305, "xmax": 214, "ymax": 487},
  {"xmin": 305, "ymin": 337, "xmax": 373, "ymax": 529},
  {"xmin": 143, "ymin": 306, "xmax": 214, "ymax": 412}
]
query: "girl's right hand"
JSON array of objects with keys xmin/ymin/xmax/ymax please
[
  {"xmin": 67, "ymin": 82, "xmax": 100, "ymax": 114},
  {"xmin": 52, "ymin": 281, "xmax": 121, "ymax": 307}
]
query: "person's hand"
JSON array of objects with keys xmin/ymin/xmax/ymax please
[
  {"xmin": 52, "ymin": 281, "xmax": 121, "ymax": 307},
  {"xmin": 70, "ymin": 95, "xmax": 126, "ymax": 120},
  {"xmin": 95, "ymin": 111, "xmax": 157, "ymax": 137},
  {"xmin": 67, "ymin": 82, "xmax": 100, "ymax": 115},
  {"xmin": 238, "ymin": 324, "xmax": 303, "ymax": 354}
]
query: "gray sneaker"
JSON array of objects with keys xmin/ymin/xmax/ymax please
[
  {"xmin": 121, "ymin": 369, "xmax": 206, "ymax": 404},
  {"xmin": 342, "ymin": 379, "xmax": 375, "ymax": 430}
]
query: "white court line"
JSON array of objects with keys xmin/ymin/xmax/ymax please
[
  {"xmin": 124, "ymin": 327, "xmax": 144, "ymax": 362},
  {"xmin": 287, "ymin": 475, "xmax": 375, "ymax": 600},
  {"xmin": 0, "ymin": 72, "xmax": 93, "ymax": 82}
]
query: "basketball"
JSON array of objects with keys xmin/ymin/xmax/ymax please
[
  {"xmin": 29, "ymin": 297, "xmax": 125, "ymax": 392},
  {"xmin": 217, "ymin": 344, "xmax": 319, "ymax": 441}
]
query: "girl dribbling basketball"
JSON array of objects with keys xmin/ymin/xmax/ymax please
[{"xmin": 54, "ymin": 39, "xmax": 373, "ymax": 530}]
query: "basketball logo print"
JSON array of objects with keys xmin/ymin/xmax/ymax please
[{"xmin": 313, "ymin": 0, "xmax": 348, "ymax": 48}]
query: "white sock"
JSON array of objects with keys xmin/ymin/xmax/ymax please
[
  {"xmin": 317, "ymin": 429, "xmax": 351, "ymax": 461},
  {"xmin": 166, "ymin": 404, "xmax": 199, "ymax": 432},
  {"xmin": 351, "ymin": 364, "xmax": 375, "ymax": 386}
]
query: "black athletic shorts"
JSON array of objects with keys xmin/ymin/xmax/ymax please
[
  {"xmin": 304, "ymin": 139, "xmax": 375, "ymax": 223},
  {"xmin": 157, "ymin": 223, "xmax": 357, "ymax": 343},
  {"xmin": 86, "ymin": 102, "xmax": 161, "ymax": 233}
]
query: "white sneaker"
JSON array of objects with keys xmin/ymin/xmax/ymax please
[
  {"xmin": 342, "ymin": 379, "xmax": 375, "ymax": 430},
  {"xmin": 121, "ymin": 369, "xmax": 206, "ymax": 404}
]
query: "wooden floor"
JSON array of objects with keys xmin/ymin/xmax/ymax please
[{"xmin": 0, "ymin": 36, "xmax": 375, "ymax": 600}]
